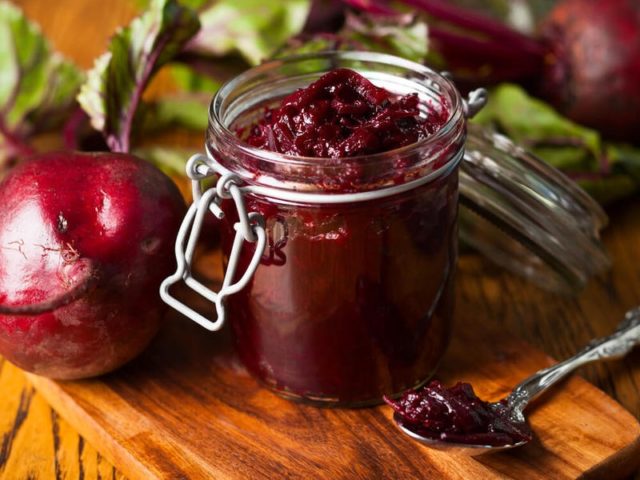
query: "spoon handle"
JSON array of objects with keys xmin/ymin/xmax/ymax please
[{"xmin": 507, "ymin": 307, "xmax": 640, "ymax": 413}]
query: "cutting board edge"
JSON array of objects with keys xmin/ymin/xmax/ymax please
[
  {"xmin": 580, "ymin": 433, "xmax": 640, "ymax": 480},
  {"xmin": 26, "ymin": 366, "xmax": 640, "ymax": 480},
  {"xmin": 25, "ymin": 372, "xmax": 162, "ymax": 480}
]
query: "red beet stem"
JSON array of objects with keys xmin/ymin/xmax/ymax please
[
  {"xmin": 0, "ymin": 259, "xmax": 99, "ymax": 316},
  {"xmin": 0, "ymin": 118, "xmax": 36, "ymax": 162},
  {"xmin": 400, "ymin": 0, "xmax": 545, "ymax": 56},
  {"xmin": 565, "ymin": 171, "xmax": 608, "ymax": 182},
  {"xmin": 429, "ymin": 26, "xmax": 544, "ymax": 80},
  {"xmin": 62, "ymin": 108, "xmax": 89, "ymax": 151},
  {"xmin": 341, "ymin": 0, "xmax": 396, "ymax": 15},
  {"xmin": 341, "ymin": 0, "xmax": 545, "ymax": 84}
]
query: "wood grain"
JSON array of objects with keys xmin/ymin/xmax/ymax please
[
  {"xmin": 1, "ymin": 0, "xmax": 640, "ymax": 478},
  {"xmin": 22, "ymin": 247, "xmax": 640, "ymax": 480},
  {"xmin": 0, "ymin": 356, "xmax": 126, "ymax": 480}
]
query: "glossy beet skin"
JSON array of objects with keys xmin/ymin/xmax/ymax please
[
  {"xmin": 0, "ymin": 152, "xmax": 185, "ymax": 379},
  {"xmin": 539, "ymin": 0, "xmax": 640, "ymax": 140}
]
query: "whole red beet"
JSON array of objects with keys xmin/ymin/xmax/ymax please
[
  {"xmin": 539, "ymin": 0, "xmax": 640, "ymax": 140},
  {"xmin": 0, "ymin": 152, "xmax": 185, "ymax": 379},
  {"xmin": 344, "ymin": 0, "xmax": 640, "ymax": 141}
]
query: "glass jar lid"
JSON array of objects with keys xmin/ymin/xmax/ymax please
[{"xmin": 459, "ymin": 124, "xmax": 610, "ymax": 294}]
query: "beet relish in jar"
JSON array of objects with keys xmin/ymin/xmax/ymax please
[
  {"xmin": 243, "ymin": 68, "xmax": 449, "ymax": 159},
  {"xmin": 162, "ymin": 52, "xmax": 610, "ymax": 407},
  {"xmin": 204, "ymin": 53, "xmax": 466, "ymax": 406}
]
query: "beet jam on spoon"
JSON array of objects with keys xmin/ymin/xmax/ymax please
[{"xmin": 386, "ymin": 307, "xmax": 640, "ymax": 455}]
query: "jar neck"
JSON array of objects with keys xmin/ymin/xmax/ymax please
[
  {"xmin": 207, "ymin": 52, "xmax": 466, "ymax": 194},
  {"xmin": 204, "ymin": 143, "xmax": 464, "ymax": 205}
]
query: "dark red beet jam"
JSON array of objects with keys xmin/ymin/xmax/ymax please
[
  {"xmin": 217, "ymin": 67, "xmax": 461, "ymax": 405},
  {"xmin": 223, "ymin": 183, "xmax": 457, "ymax": 404},
  {"xmin": 385, "ymin": 381, "xmax": 533, "ymax": 446},
  {"xmin": 245, "ymin": 68, "xmax": 448, "ymax": 158}
]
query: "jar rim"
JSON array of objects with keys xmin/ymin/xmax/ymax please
[{"xmin": 208, "ymin": 51, "xmax": 465, "ymax": 169}]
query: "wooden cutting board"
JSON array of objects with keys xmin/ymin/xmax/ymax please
[{"xmin": 25, "ymin": 252, "xmax": 640, "ymax": 480}]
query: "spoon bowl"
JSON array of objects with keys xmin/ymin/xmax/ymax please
[
  {"xmin": 392, "ymin": 307, "xmax": 640, "ymax": 454},
  {"xmin": 394, "ymin": 413, "xmax": 528, "ymax": 456}
]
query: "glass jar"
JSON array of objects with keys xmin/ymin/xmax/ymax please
[
  {"xmin": 160, "ymin": 51, "xmax": 609, "ymax": 407},
  {"xmin": 212, "ymin": 53, "xmax": 464, "ymax": 406}
]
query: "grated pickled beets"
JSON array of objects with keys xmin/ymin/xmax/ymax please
[
  {"xmin": 245, "ymin": 68, "xmax": 448, "ymax": 158},
  {"xmin": 385, "ymin": 380, "xmax": 533, "ymax": 446},
  {"xmin": 222, "ymin": 66, "xmax": 459, "ymax": 404}
]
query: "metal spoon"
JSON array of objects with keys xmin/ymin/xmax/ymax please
[{"xmin": 395, "ymin": 307, "xmax": 640, "ymax": 456}]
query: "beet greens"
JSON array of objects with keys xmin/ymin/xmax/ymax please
[{"xmin": 0, "ymin": 2, "xmax": 82, "ymax": 169}]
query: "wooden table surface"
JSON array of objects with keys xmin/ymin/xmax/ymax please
[{"xmin": 1, "ymin": 0, "xmax": 640, "ymax": 478}]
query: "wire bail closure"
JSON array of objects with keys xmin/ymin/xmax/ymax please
[
  {"xmin": 463, "ymin": 88, "xmax": 488, "ymax": 119},
  {"xmin": 160, "ymin": 154, "xmax": 266, "ymax": 331}
]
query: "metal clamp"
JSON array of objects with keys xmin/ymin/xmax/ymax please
[
  {"xmin": 160, "ymin": 155, "xmax": 266, "ymax": 331},
  {"xmin": 439, "ymin": 71, "xmax": 487, "ymax": 119},
  {"xmin": 463, "ymin": 88, "xmax": 488, "ymax": 119}
]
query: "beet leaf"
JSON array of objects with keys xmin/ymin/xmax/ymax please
[
  {"xmin": 184, "ymin": 0, "xmax": 311, "ymax": 66},
  {"xmin": 0, "ymin": 2, "xmax": 82, "ymax": 167},
  {"xmin": 473, "ymin": 84, "xmax": 640, "ymax": 205},
  {"xmin": 344, "ymin": 12, "xmax": 428, "ymax": 62},
  {"xmin": 77, "ymin": 0, "xmax": 200, "ymax": 154},
  {"xmin": 277, "ymin": 11, "xmax": 428, "ymax": 64}
]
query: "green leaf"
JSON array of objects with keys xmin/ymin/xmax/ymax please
[
  {"xmin": 343, "ymin": 12, "xmax": 429, "ymax": 63},
  {"xmin": 276, "ymin": 12, "xmax": 430, "ymax": 65},
  {"xmin": 136, "ymin": 63, "xmax": 217, "ymax": 135},
  {"xmin": 141, "ymin": 95, "xmax": 210, "ymax": 132},
  {"xmin": 170, "ymin": 62, "xmax": 220, "ymax": 93},
  {"xmin": 133, "ymin": 145, "xmax": 195, "ymax": 176},
  {"xmin": 187, "ymin": 0, "xmax": 311, "ymax": 65},
  {"xmin": 77, "ymin": 0, "xmax": 200, "ymax": 153},
  {"xmin": 576, "ymin": 175, "xmax": 637, "ymax": 206},
  {"xmin": 135, "ymin": 0, "xmax": 208, "ymax": 10},
  {"xmin": 0, "ymin": 1, "xmax": 82, "ymax": 162},
  {"xmin": 473, "ymin": 83, "xmax": 602, "ymax": 171},
  {"xmin": 473, "ymin": 83, "xmax": 640, "ymax": 204},
  {"xmin": 607, "ymin": 144, "xmax": 640, "ymax": 182}
]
